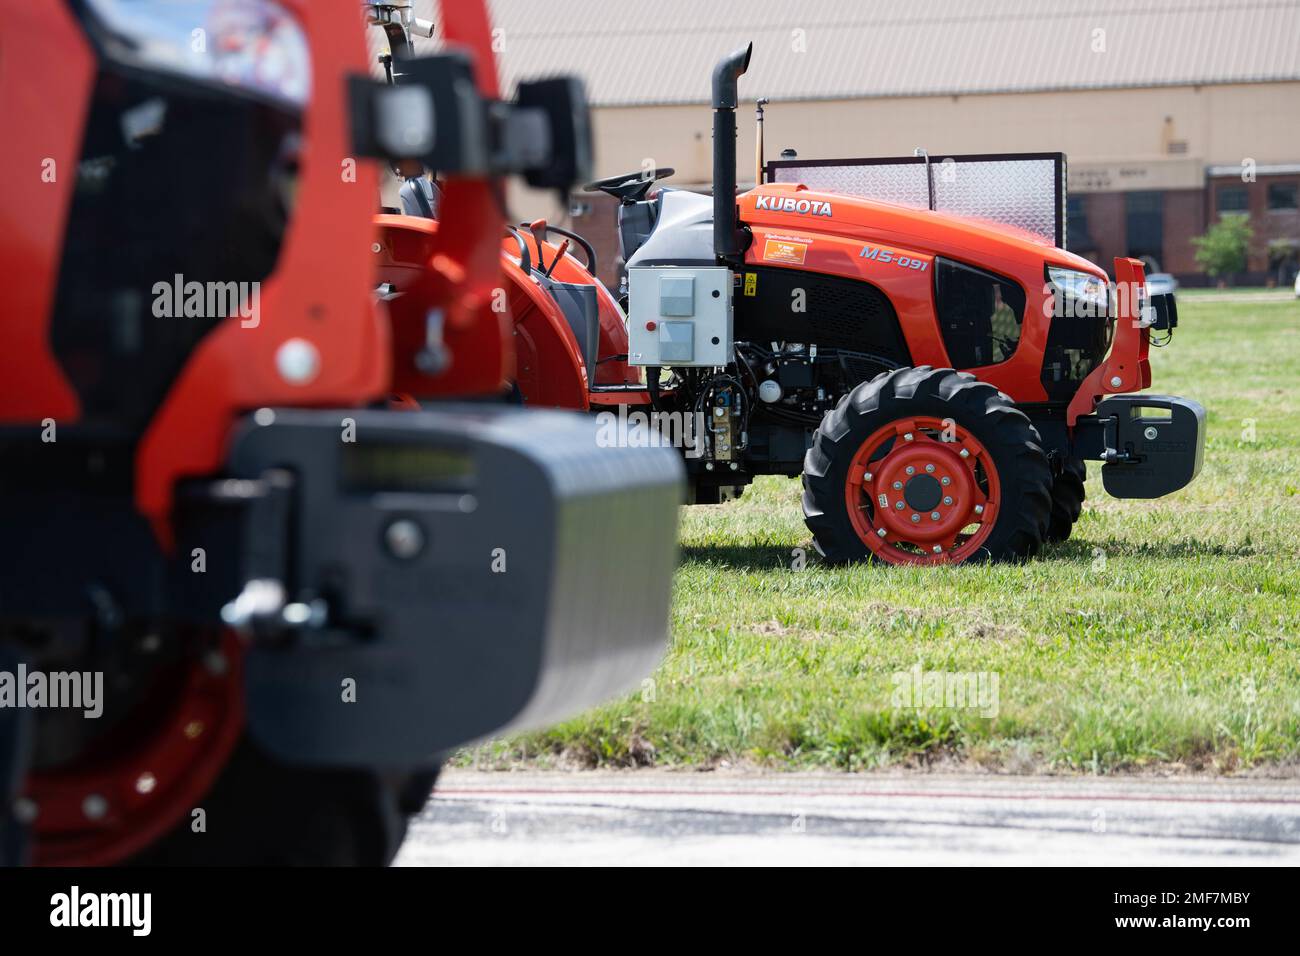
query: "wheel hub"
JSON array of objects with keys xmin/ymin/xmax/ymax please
[
  {"xmin": 843, "ymin": 416, "xmax": 1000, "ymax": 564},
  {"xmin": 874, "ymin": 441, "xmax": 976, "ymax": 542},
  {"xmin": 903, "ymin": 473, "xmax": 942, "ymax": 512}
]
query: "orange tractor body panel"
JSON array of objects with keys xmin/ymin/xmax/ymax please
[
  {"xmin": 0, "ymin": 0, "xmax": 94, "ymax": 424},
  {"xmin": 739, "ymin": 182, "xmax": 1109, "ymax": 402},
  {"xmin": 6, "ymin": 0, "xmax": 686, "ymax": 867}
]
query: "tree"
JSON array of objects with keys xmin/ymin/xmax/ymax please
[{"xmin": 1191, "ymin": 214, "xmax": 1253, "ymax": 284}]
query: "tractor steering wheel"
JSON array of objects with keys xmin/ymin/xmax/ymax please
[{"xmin": 582, "ymin": 167, "xmax": 675, "ymax": 204}]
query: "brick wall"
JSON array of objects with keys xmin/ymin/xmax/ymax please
[
  {"xmin": 1251, "ymin": 175, "xmax": 1300, "ymax": 282},
  {"xmin": 567, "ymin": 193, "xmax": 623, "ymax": 289},
  {"xmin": 1162, "ymin": 189, "xmax": 1206, "ymax": 276},
  {"xmin": 1203, "ymin": 173, "xmax": 1300, "ymax": 283},
  {"xmin": 1080, "ymin": 193, "xmax": 1127, "ymax": 276}
]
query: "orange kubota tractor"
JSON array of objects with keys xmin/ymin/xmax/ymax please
[
  {"xmin": 387, "ymin": 41, "xmax": 1206, "ymax": 567},
  {"xmin": 0, "ymin": 0, "xmax": 681, "ymax": 865}
]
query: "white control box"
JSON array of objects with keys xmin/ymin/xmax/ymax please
[{"xmin": 626, "ymin": 266, "xmax": 732, "ymax": 367}]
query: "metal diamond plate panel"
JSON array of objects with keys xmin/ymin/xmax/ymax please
[{"xmin": 770, "ymin": 154, "xmax": 1065, "ymax": 247}]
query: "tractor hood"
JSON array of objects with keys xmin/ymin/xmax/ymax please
[
  {"xmin": 624, "ymin": 188, "xmax": 717, "ymax": 268},
  {"xmin": 740, "ymin": 183, "xmax": 1103, "ymax": 279},
  {"xmin": 624, "ymin": 181, "xmax": 1104, "ymax": 282}
]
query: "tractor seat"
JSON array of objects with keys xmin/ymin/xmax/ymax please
[{"xmin": 399, "ymin": 176, "xmax": 442, "ymax": 219}]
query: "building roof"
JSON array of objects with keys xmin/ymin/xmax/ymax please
[{"xmin": 483, "ymin": 0, "xmax": 1300, "ymax": 106}]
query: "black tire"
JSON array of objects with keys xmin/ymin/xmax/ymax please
[
  {"xmin": 802, "ymin": 366, "xmax": 1053, "ymax": 564},
  {"xmin": 129, "ymin": 736, "xmax": 439, "ymax": 866},
  {"xmin": 1045, "ymin": 457, "xmax": 1087, "ymax": 543}
]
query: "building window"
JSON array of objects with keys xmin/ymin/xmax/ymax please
[
  {"xmin": 1125, "ymin": 191, "xmax": 1164, "ymax": 270},
  {"xmin": 1066, "ymin": 195, "xmax": 1088, "ymax": 248},
  {"xmin": 1217, "ymin": 186, "xmax": 1248, "ymax": 214},
  {"xmin": 1267, "ymin": 183, "xmax": 1298, "ymax": 211}
]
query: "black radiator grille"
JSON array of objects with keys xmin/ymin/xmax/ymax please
[
  {"xmin": 734, "ymin": 267, "xmax": 911, "ymax": 361},
  {"xmin": 1040, "ymin": 307, "xmax": 1114, "ymax": 401}
]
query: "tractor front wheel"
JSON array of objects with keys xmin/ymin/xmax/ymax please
[{"xmin": 802, "ymin": 367, "xmax": 1053, "ymax": 565}]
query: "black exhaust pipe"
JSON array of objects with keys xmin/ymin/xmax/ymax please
[{"xmin": 712, "ymin": 42, "xmax": 752, "ymax": 263}]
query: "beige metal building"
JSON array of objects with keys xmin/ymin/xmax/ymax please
[{"xmin": 415, "ymin": 0, "xmax": 1300, "ymax": 284}]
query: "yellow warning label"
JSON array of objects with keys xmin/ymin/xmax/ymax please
[{"xmin": 743, "ymin": 273, "xmax": 757, "ymax": 296}]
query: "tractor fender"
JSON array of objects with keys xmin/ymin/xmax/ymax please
[
  {"xmin": 509, "ymin": 232, "xmax": 637, "ymax": 387},
  {"xmin": 373, "ymin": 215, "xmax": 514, "ymax": 398},
  {"xmin": 501, "ymin": 255, "xmax": 591, "ymax": 410}
]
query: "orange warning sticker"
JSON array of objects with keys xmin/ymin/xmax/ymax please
[{"xmin": 763, "ymin": 238, "xmax": 808, "ymax": 265}]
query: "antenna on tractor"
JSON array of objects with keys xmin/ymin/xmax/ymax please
[
  {"xmin": 914, "ymin": 146, "xmax": 935, "ymax": 211},
  {"xmin": 754, "ymin": 97, "xmax": 769, "ymax": 186}
]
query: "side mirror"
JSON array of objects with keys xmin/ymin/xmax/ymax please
[
  {"xmin": 348, "ymin": 55, "xmax": 592, "ymax": 194},
  {"xmin": 349, "ymin": 53, "xmax": 488, "ymax": 173},
  {"xmin": 514, "ymin": 76, "xmax": 592, "ymax": 191}
]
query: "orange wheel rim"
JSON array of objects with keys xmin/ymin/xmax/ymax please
[
  {"xmin": 843, "ymin": 415, "xmax": 1001, "ymax": 565},
  {"xmin": 23, "ymin": 633, "xmax": 244, "ymax": 866}
]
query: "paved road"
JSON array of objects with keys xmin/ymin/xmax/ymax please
[{"xmin": 394, "ymin": 770, "xmax": 1300, "ymax": 866}]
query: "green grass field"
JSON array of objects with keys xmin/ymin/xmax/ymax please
[{"xmin": 462, "ymin": 295, "xmax": 1300, "ymax": 774}]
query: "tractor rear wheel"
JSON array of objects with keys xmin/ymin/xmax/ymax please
[
  {"xmin": 802, "ymin": 367, "xmax": 1052, "ymax": 565},
  {"xmin": 1045, "ymin": 457, "xmax": 1087, "ymax": 543},
  {"xmin": 129, "ymin": 737, "xmax": 438, "ymax": 866}
]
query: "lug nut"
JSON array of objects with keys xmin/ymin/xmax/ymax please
[
  {"xmin": 959, "ymin": 448, "xmax": 970, "ymax": 458},
  {"xmin": 974, "ymin": 504, "xmax": 985, "ymax": 515},
  {"xmin": 877, "ymin": 528, "xmax": 888, "ymax": 538},
  {"xmin": 12, "ymin": 798, "xmax": 37, "ymax": 824},
  {"xmin": 943, "ymin": 496, "xmax": 953, "ymax": 505},
  {"xmin": 931, "ymin": 511, "xmax": 941, "ymax": 520},
  {"xmin": 864, "ymin": 471, "xmax": 873, "ymax": 482},
  {"xmin": 82, "ymin": 794, "xmax": 108, "ymax": 821},
  {"xmin": 911, "ymin": 513, "xmax": 920, "ymax": 523},
  {"xmin": 932, "ymin": 545, "xmax": 943, "ymax": 554},
  {"xmin": 895, "ymin": 501, "xmax": 905, "ymax": 510},
  {"xmin": 893, "ymin": 481, "xmax": 903, "ymax": 490},
  {"xmin": 903, "ymin": 433, "xmax": 914, "ymax": 441},
  {"xmin": 925, "ymin": 463, "xmax": 935, "ymax": 473},
  {"xmin": 384, "ymin": 519, "xmax": 425, "ymax": 560},
  {"xmin": 941, "ymin": 476, "xmax": 951, "ymax": 486},
  {"xmin": 906, "ymin": 466, "xmax": 915, "ymax": 475}
]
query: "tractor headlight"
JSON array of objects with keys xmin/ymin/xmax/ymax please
[
  {"xmin": 81, "ymin": 0, "xmax": 311, "ymax": 108},
  {"xmin": 1046, "ymin": 266, "xmax": 1109, "ymax": 320}
]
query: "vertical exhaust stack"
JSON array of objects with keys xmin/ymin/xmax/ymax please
[{"xmin": 712, "ymin": 42, "xmax": 752, "ymax": 263}]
